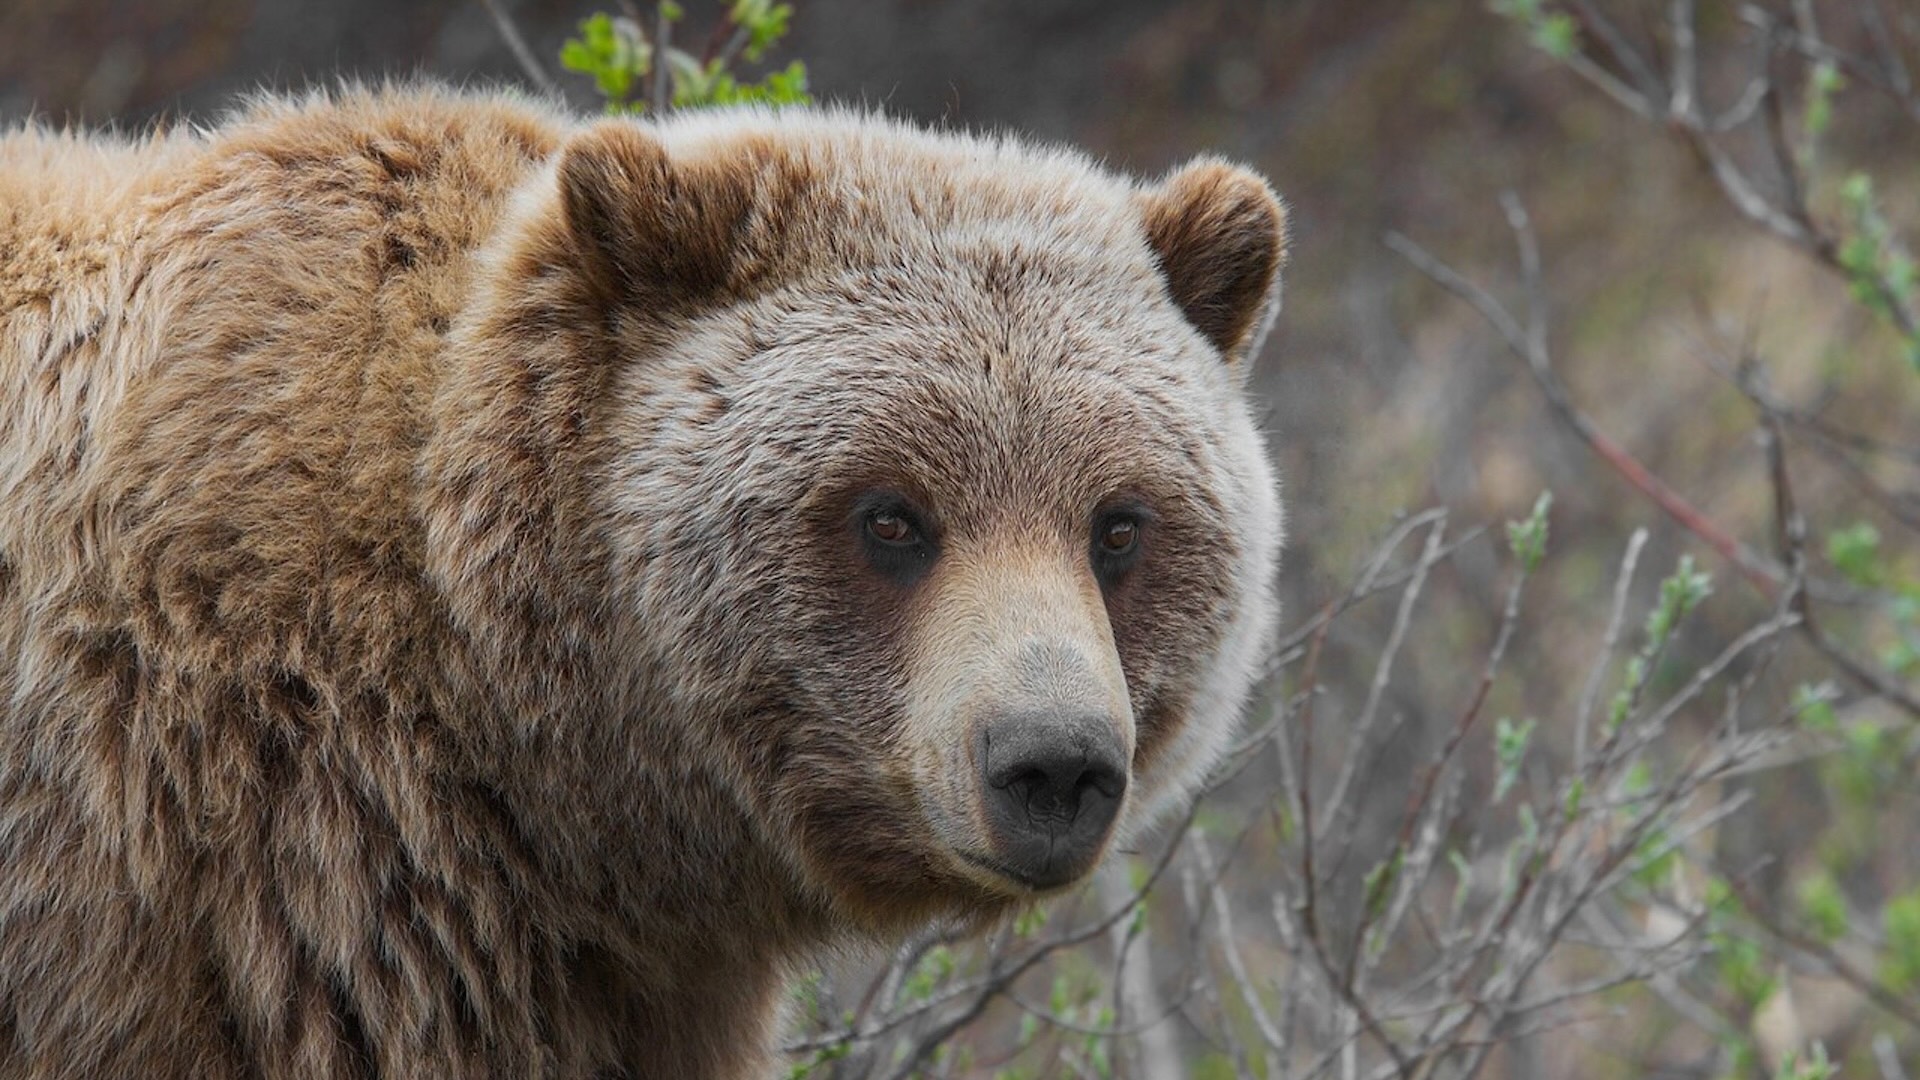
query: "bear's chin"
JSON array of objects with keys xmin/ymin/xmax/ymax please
[{"xmin": 808, "ymin": 851, "xmax": 1073, "ymax": 937}]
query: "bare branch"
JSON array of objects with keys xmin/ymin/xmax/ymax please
[
  {"xmin": 1568, "ymin": 0, "xmax": 1666, "ymax": 103},
  {"xmin": 1575, "ymin": 528, "xmax": 1650, "ymax": 766},
  {"xmin": 477, "ymin": 0, "xmax": 565, "ymax": 101},
  {"xmin": 1667, "ymin": 0, "xmax": 1698, "ymax": 121},
  {"xmin": 650, "ymin": 2, "xmax": 672, "ymax": 111}
]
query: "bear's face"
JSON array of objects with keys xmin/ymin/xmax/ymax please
[{"xmin": 564, "ymin": 117, "xmax": 1285, "ymax": 928}]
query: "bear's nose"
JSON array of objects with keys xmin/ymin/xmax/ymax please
[{"xmin": 978, "ymin": 710, "xmax": 1127, "ymax": 890}]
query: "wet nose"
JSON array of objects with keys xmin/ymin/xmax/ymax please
[{"xmin": 979, "ymin": 710, "xmax": 1127, "ymax": 889}]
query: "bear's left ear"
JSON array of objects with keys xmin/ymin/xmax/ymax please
[
  {"xmin": 1138, "ymin": 159, "xmax": 1289, "ymax": 369},
  {"xmin": 558, "ymin": 121, "xmax": 805, "ymax": 310}
]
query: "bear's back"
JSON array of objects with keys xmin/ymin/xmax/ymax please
[
  {"xmin": 0, "ymin": 88, "xmax": 565, "ymax": 684},
  {"xmin": 0, "ymin": 91, "xmax": 579, "ymax": 1079}
]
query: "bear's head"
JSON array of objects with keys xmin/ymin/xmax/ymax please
[{"xmin": 435, "ymin": 112, "xmax": 1285, "ymax": 933}]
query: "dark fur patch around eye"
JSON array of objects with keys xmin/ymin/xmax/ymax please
[
  {"xmin": 1090, "ymin": 502, "xmax": 1152, "ymax": 587},
  {"xmin": 850, "ymin": 492, "xmax": 939, "ymax": 584}
]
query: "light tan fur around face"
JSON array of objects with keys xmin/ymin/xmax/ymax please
[{"xmin": 0, "ymin": 85, "xmax": 1288, "ymax": 1079}]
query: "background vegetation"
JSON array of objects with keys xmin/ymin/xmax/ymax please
[{"xmin": 5, "ymin": 1, "xmax": 1918, "ymax": 1076}]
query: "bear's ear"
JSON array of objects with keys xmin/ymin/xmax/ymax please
[
  {"xmin": 1138, "ymin": 159, "xmax": 1289, "ymax": 368},
  {"xmin": 558, "ymin": 122, "xmax": 797, "ymax": 309}
]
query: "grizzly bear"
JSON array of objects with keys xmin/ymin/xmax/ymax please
[{"xmin": 0, "ymin": 85, "xmax": 1286, "ymax": 1078}]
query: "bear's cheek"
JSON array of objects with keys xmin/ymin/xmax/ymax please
[
  {"xmin": 1103, "ymin": 526, "xmax": 1240, "ymax": 783},
  {"xmin": 748, "ymin": 536, "xmax": 1008, "ymax": 921},
  {"xmin": 781, "ymin": 741, "xmax": 997, "ymax": 927}
]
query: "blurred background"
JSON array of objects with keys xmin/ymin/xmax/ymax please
[{"xmin": 6, "ymin": 2, "xmax": 1918, "ymax": 1077}]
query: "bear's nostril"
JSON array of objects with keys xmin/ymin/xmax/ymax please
[
  {"xmin": 1002, "ymin": 767, "xmax": 1050, "ymax": 806},
  {"xmin": 990, "ymin": 752, "xmax": 1117, "ymax": 816},
  {"xmin": 1004, "ymin": 760, "xmax": 1089, "ymax": 824},
  {"xmin": 1079, "ymin": 759, "xmax": 1126, "ymax": 801}
]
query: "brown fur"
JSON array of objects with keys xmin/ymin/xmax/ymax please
[{"xmin": 0, "ymin": 86, "xmax": 1288, "ymax": 1078}]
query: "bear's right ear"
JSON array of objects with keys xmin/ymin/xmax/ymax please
[{"xmin": 558, "ymin": 122, "xmax": 796, "ymax": 310}]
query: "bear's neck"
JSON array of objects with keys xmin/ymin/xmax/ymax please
[{"xmin": 421, "ymin": 688, "xmax": 841, "ymax": 1071}]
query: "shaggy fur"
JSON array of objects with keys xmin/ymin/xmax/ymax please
[{"xmin": 0, "ymin": 86, "xmax": 1288, "ymax": 1078}]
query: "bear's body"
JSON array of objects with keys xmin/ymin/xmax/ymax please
[{"xmin": 0, "ymin": 87, "xmax": 1286, "ymax": 1078}]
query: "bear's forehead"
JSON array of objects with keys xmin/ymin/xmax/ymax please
[
  {"xmin": 651, "ymin": 109, "xmax": 1161, "ymax": 275},
  {"xmin": 717, "ymin": 228, "xmax": 1231, "ymax": 479},
  {"xmin": 713, "ymin": 305, "xmax": 1226, "ymax": 527},
  {"xmin": 741, "ymin": 215, "xmax": 1210, "ymax": 377},
  {"xmin": 738, "ymin": 259, "xmax": 1220, "ymax": 413},
  {"xmin": 636, "ymin": 111, "xmax": 1242, "ymax": 516}
]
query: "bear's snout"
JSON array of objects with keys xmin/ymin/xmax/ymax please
[{"xmin": 976, "ymin": 709, "xmax": 1128, "ymax": 890}]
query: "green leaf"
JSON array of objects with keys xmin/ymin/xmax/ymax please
[
  {"xmin": 1016, "ymin": 1012, "xmax": 1038, "ymax": 1043},
  {"xmin": 1826, "ymin": 522, "xmax": 1883, "ymax": 587},
  {"xmin": 786, "ymin": 1040, "xmax": 850, "ymax": 1078},
  {"xmin": 1794, "ymin": 871, "xmax": 1848, "ymax": 943},
  {"xmin": 1713, "ymin": 928, "xmax": 1777, "ymax": 1010},
  {"xmin": 1882, "ymin": 887, "xmax": 1920, "ymax": 994},
  {"xmin": 1608, "ymin": 652, "xmax": 1652, "ymax": 735},
  {"xmin": 1629, "ymin": 824, "xmax": 1677, "ymax": 890},
  {"xmin": 1791, "ymin": 682, "xmax": 1839, "ymax": 732},
  {"xmin": 1531, "ymin": 13, "xmax": 1578, "ymax": 59},
  {"xmin": 740, "ymin": 1, "xmax": 794, "ymax": 61},
  {"xmin": 1049, "ymin": 973, "xmax": 1071, "ymax": 1014},
  {"xmin": 562, "ymin": 5, "xmax": 805, "ymax": 112},
  {"xmin": 1724, "ymin": 1035, "xmax": 1761, "ymax": 1078},
  {"xmin": 1361, "ymin": 847, "xmax": 1404, "ymax": 921},
  {"xmin": 1014, "ymin": 904, "xmax": 1047, "ymax": 937},
  {"xmin": 1840, "ymin": 172, "xmax": 1874, "ymax": 209},
  {"xmin": 1623, "ymin": 759, "xmax": 1654, "ymax": 797},
  {"xmin": 559, "ymin": 40, "xmax": 598, "ymax": 73},
  {"xmin": 1493, "ymin": 716, "xmax": 1536, "ymax": 802},
  {"xmin": 1881, "ymin": 635, "xmax": 1920, "ymax": 677},
  {"xmin": 1645, "ymin": 555, "xmax": 1712, "ymax": 651},
  {"xmin": 1803, "ymin": 62, "xmax": 1842, "ymax": 142},
  {"xmin": 558, "ymin": 12, "xmax": 653, "ymax": 107},
  {"xmin": 1505, "ymin": 490, "xmax": 1553, "ymax": 571},
  {"xmin": 1448, "ymin": 848, "xmax": 1473, "ymax": 914}
]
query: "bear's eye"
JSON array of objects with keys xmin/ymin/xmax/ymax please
[
  {"xmin": 1091, "ymin": 509, "xmax": 1147, "ymax": 585},
  {"xmin": 856, "ymin": 497, "xmax": 938, "ymax": 583},
  {"xmin": 1099, "ymin": 518, "xmax": 1139, "ymax": 555},
  {"xmin": 867, "ymin": 509, "xmax": 918, "ymax": 546}
]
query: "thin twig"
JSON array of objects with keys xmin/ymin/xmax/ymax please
[
  {"xmin": 651, "ymin": 2, "xmax": 673, "ymax": 110},
  {"xmin": 1569, "ymin": 0, "xmax": 1665, "ymax": 103},
  {"xmin": 1575, "ymin": 528, "xmax": 1650, "ymax": 766},
  {"xmin": 478, "ymin": 0, "xmax": 565, "ymax": 101}
]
